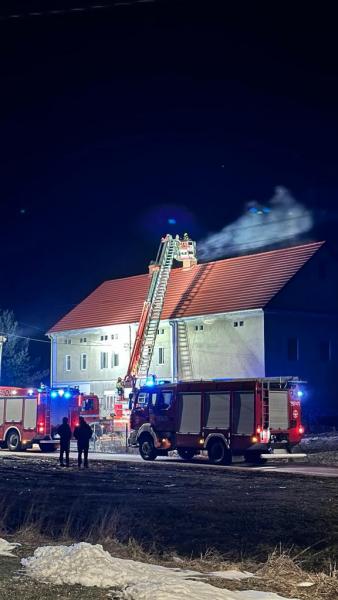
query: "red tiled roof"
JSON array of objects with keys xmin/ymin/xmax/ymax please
[{"xmin": 48, "ymin": 241, "xmax": 324, "ymax": 333}]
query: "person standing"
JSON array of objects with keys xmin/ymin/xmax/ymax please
[
  {"xmin": 73, "ymin": 416, "xmax": 93, "ymax": 469},
  {"xmin": 57, "ymin": 416, "xmax": 72, "ymax": 467}
]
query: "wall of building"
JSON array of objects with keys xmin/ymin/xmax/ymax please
[
  {"xmin": 50, "ymin": 309, "xmax": 265, "ymax": 401},
  {"xmin": 264, "ymin": 310, "xmax": 338, "ymax": 418}
]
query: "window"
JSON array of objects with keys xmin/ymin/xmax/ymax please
[
  {"xmin": 287, "ymin": 338, "xmax": 299, "ymax": 361},
  {"xmin": 157, "ymin": 328, "xmax": 165, "ymax": 335},
  {"xmin": 158, "ymin": 347, "xmax": 165, "ymax": 365},
  {"xmin": 100, "ymin": 335, "xmax": 108, "ymax": 341},
  {"xmin": 111, "ymin": 333, "xmax": 119, "ymax": 340},
  {"xmin": 319, "ymin": 340, "xmax": 331, "ymax": 362},
  {"xmin": 112, "ymin": 353, "xmax": 119, "ymax": 367},
  {"xmin": 160, "ymin": 391, "xmax": 173, "ymax": 409},
  {"xmin": 64, "ymin": 338, "xmax": 71, "ymax": 344},
  {"xmin": 195, "ymin": 325, "xmax": 204, "ymax": 331},
  {"xmin": 80, "ymin": 353, "xmax": 87, "ymax": 371},
  {"xmin": 100, "ymin": 352, "xmax": 108, "ymax": 369},
  {"xmin": 234, "ymin": 322, "xmax": 238, "ymax": 327},
  {"xmin": 239, "ymin": 321, "xmax": 244, "ymax": 327},
  {"xmin": 65, "ymin": 355, "xmax": 71, "ymax": 371},
  {"xmin": 80, "ymin": 337, "xmax": 87, "ymax": 343}
]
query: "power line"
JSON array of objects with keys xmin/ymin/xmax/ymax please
[
  {"xmin": 0, "ymin": 332, "xmax": 51, "ymax": 344},
  {"xmin": 0, "ymin": 0, "xmax": 156, "ymax": 21}
]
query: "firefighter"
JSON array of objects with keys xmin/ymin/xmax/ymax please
[
  {"xmin": 73, "ymin": 416, "xmax": 93, "ymax": 469},
  {"xmin": 116, "ymin": 377, "xmax": 124, "ymax": 398},
  {"xmin": 57, "ymin": 416, "xmax": 72, "ymax": 467},
  {"xmin": 183, "ymin": 232, "xmax": 190, "ymax": 241}
]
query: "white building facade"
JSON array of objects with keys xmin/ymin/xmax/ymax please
[{"xmin": 49, "ymin": 309, "xmax": 265, "ymax": 406}]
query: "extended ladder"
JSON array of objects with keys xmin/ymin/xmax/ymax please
[{"xmin": 125, "ymin": 234, "xmax": 196, "ymax": 387}]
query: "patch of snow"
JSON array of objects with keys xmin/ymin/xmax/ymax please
[
  {"xmin": 21, "ymin": 542, "xmax": 298, "ymax": 600},
  {"xmin": 0, "ymin": 538, "xmax": 20, "ymax": 557},
  {"xmin": 209, "ymin": 570, "xmax": 254, "ymax": 580},
  {"xmin": 297, "ymin": 581, "xmax": 315, "ymax": 587}
]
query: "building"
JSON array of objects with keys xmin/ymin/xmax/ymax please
[{"xmin": 47, "ymin": 241, "xmax": 338, "ymax": 419}]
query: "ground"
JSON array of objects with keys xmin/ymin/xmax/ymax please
[{"xmin": 1, "ymin": 454, "xmax": 338, "ymax": 565}]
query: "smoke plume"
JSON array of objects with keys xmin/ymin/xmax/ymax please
[{"xmin": 198, "ymin": 187, "xmax": 314, "ymax": 261}]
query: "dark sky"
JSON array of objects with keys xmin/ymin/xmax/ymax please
[{"xmin": 1, "ymin": 0, "xmax": 338, "ymax": 359}]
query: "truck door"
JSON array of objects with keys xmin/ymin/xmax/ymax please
[
  {"xmin": 5, "ymin": 397, "xmax": 23, "ymax": 423},
  {"xmin": 176, "ymin": 392, "xmax": 202, "ymax": 442},
  {"xmin": 231, "ymin": 391, "xmax": 255, "ymax": 450},
  {"xmin": 23, "ymin": 397, "xmax": 37, "ymax": 431},
  {"xmin": 148, "ymin": 389, "xmax": 175, "ymax": 431},
  {"xmin": 204, "ymin": 392, "xmax": 230, "ymax": 433}
]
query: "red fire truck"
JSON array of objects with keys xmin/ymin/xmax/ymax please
[
  {"xmin": 0, "ymin": 386, "xmax": 100, "ymax": 452},
  {"xmin": 128, "ymin": 378, "xmax": 306, "ymax": 464}
]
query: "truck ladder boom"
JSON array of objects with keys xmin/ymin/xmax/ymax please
[{"xmin": 126, "ymin": 235, "xmax": 196, "ymax": 385}]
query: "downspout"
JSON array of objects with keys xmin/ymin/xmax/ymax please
[
  {"xmin": 169, "ymin": 320, "xmax": 178, "ymax": 382},
  {"xmin": 48, "ymin": 334, "xmax": 56, "ymax": 387}
]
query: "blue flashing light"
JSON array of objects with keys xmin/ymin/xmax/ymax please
[
  {"xmin": 51, "ymin": 391, "xmax": 58, "ymax": 398},
  {"xmin": 64, "ymin": 391, "xmax": 71, "ymax": 399},
  {"xmin": 297, "ymin": 390, "xmax": 304, "ymax": 398},
  {"xmin": 168, "ymin": 218, "xmax": 176, "ymax": 225},
  {"xmin": 27, "ymin": 389, "xmax": 34, "ymax": 396},
  {"xmin": 58, "ymin": 389, "xmax": 65, "ymax": 397},
  {"xmin": 145, "ymin": 375, "xmax": 156, "ymax": 387}
]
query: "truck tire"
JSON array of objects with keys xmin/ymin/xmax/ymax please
[
  {"xmin": 6, "ymin": 430, "xmax": 22, "ymax": 452},
  {"xmin": 39, "ymin": 443, "xmax": 58, "ymax": 453},
  {"xmin": 177, "ymin": 448, "xmax": 195, "ymax": 461},
  {"xmin": 207, "ymin": 439, "xmax": 231, "ymax": 465},
  {"xmin": 139, "ymin": 435, "xmax": 157, "ymax": 461}
]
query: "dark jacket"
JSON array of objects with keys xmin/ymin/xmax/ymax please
[
  {"xmin": 57, "ymin": 423, "xmax": 72, "ymax": 443},
  {"xmin": 74, "ymin": 422, "xmax": 93, "ymax": 447}
]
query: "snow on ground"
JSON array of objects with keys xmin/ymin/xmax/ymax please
[
  {"xmin": 0, "ymin": 538, "xmax": 20, "ymax": 557},
  {"xmin": 21, "ymin": 542, "xmax": 297, "ymax": 600}
]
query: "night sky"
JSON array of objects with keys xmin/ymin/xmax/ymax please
[{"xmin": 1, "ymin": 0, "xmax": 338, "ymax": 366}]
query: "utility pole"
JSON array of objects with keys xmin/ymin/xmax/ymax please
[{"xmin": 0, "ymin": 335, "xmax": 7, "ymax": 384}]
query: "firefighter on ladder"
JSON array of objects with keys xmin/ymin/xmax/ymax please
[{"xmin": 116, "ymin": 377, "xmax": 124, "ymax": 398}]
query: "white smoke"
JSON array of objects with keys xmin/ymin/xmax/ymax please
[{"xmin": 198, "ymin": 187, "xmax": 314, "ymax": 261}]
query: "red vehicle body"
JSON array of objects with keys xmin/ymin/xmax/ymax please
[
  {"xmin": 0, "ymin": 386, "xmax": 100, "ymax": 452},
  {"xmin": 129, "ymin": 378, "xmax": 306, "ymax": 464}
]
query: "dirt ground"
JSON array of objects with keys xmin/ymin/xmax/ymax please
[{"xmin": 0, "ymin": 454, "xmax": 338, "ymax": 567}]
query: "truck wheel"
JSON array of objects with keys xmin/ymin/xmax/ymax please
[
  {"xmin": 6, "ymin": 430, "xmax": 22, "ymax": 452},
  {"xmin": 177, "ymin": 448, "xmax": 195, "ymax": 461},
  {"xmin": 208, "ymin": 439, "xmax": 231, "ymax": 465},
  {"xmin": 39, "ymin": 443, "xmax": 58, "ymax": 453},
  {"xmin": 139, "ymin": 435, "xmax": 157, "ymax": 461}
]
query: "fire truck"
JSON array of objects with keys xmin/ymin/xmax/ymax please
[
  {"xmin": 0, "ymin": 386, "xmax": 100, "ymax": 452},
  {"xmin": 123, "ymin": 234, "xmax": 306, "ymax": 464},
  {"xmin": 128, "ymin": 378, "xmax": 306, "ymax": 464}
]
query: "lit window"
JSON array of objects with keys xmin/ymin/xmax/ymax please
[
  {"xmin": 80, "ymin": 353, "xmax": 87, "ymax": 371},
  {"xmin": 112, "ymin": 353, "xmax": 119, "ymax": 367},
  {"xmin": 100, "ymin": 352, "xmax": 108, "ymax": 369},
  {"xmin": 158, "ymin": 347, "xmax": 165, "ymax": 365},
  {"xmin": 65, "ymin": 355, "xmax": 71, "ymax": 371},
  {"xmin": 319, "ymin": 340, "xmax": 331, "ymax": 362},
  {"xmin": 288, "ymin": 338, "xmax": 299, "ymax": 361}
]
